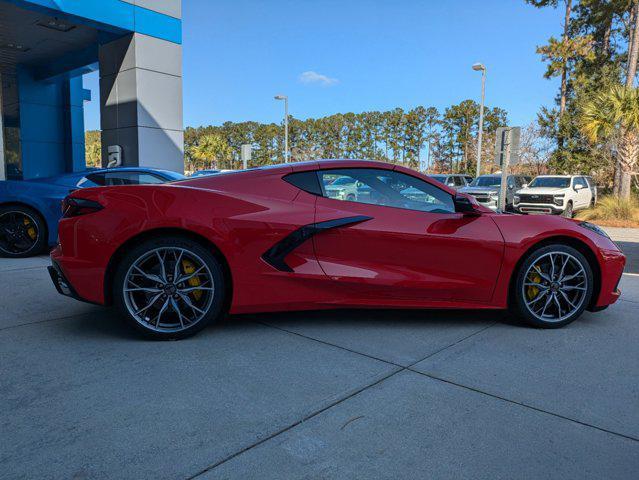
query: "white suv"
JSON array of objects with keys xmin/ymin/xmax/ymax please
[{"xmin": 513, "ymin": 175, "xmax": 596, "ymax": 217}]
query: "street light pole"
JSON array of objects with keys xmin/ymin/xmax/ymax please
[
  {"xmin": 472, "ymin": 63, "xmax": 486, "ymax": 178},
  {"xmin": 274, "ymin": 95, "xmax": 289, "ymax": 163}
]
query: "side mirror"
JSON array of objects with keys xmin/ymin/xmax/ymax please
[
  {"xmin": 454, "ymin": 195, "xmax": 480, "ymax": 215},
  {"xmin": 447, "ymin": 181, "xmax": 455, "ymax": 186},
  {"xmin": 574, "ymin": 184, "xmax": 584, "ymax": 191}
]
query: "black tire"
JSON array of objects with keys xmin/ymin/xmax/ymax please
[
  {"xmin": 113, "ymin": 236, "xmax": 226, "ymax": 339},
  {"xmin": 0, "ymin": 205, "xmax": 48, "ymax": 258},
  {"xmin": 562, "ymin": 201, "xmax": 573, "ymax": 218},
  {"xmin": 511, "ymin": 244, "xmax": 594, "ymax": 328},
  {"xmin": 346, "ymin": 194, "xmax": 356, "ymax": 201}
]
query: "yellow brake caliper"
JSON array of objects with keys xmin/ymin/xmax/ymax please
[
  {"xmin": 181, "ymin": 259, "xmax": 202, "ymax": 301},
  {"xmin": 527, "ymin": 266, "xmax": 542, "ymax": 300},
  {"xmin": 23, "ymin": 217, "xmax": 37, "ymax": 240}
]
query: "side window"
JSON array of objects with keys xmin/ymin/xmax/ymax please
[
  {"xmin": 317, "ymin": 168, "xmax": 455, "ymax": 214},
  {"xmin": 464, "ymin": 176, "xmax": 473, "ymax": 185},
  {"xmin": 103, "ymin": 172, "xmax": 165, "ymax": 185},
  {"xmin": 573, "ymin": 177, "xmax": 586, "ymax": 189},
  {"xmin": 453, "ymin": 176, "xmax": 465, "ymax": 187},
  {"xmin": 283, "ymin": 171, "xmax": 322, "ymax": 195}
]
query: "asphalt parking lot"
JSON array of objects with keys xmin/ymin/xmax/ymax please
[{"xmin": 1, "ymin": 228, "xmax": 638, "ymax": 479}]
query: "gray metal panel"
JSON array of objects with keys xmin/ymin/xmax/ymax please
[
  {"xmin": 135, "ymin": 68, "xmax": 182, "ymax": 131},
  {"xmin": 137, "ymin": 126, "xmax": 183, "ymax": 171},
  {"xmin": 120, "ymin": 0, "xmax": 182, "ymax": 19}
]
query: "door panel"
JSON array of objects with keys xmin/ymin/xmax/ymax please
[{"xmin": 313, "ymin": 196, "xmax": 505, "ymax": 304}]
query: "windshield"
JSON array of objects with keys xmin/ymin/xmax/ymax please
[
  {"xmin": 429, "ymin": 175, "xmax": 446, "ymax": 184},
  {"xmin": 529, "ymin": 177, "xmax": 570, "ymax": 188},
  {"xmin": 470, "ymin": 176, "xmax": 501, "ymax": 187}
]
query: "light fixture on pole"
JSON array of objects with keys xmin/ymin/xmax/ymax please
[
  {"xmin": 274, "ymin": 95, "xmax": 289, "ymax": 163},
  {"xmin": 472, "ymin": 63, "xmax": 486, "ymax": 178}
]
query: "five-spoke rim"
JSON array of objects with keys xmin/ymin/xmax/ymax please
[
  {"xmin": 0, "ymin": 211, "xmax": 39, "ymax": 255},
  {"xmin": 522, "ymin": 251, "xmax": 588, "ymax": 323},
  {"xmin": 123, "ymin": 247, "xmax": 215, "ymax": 333}
]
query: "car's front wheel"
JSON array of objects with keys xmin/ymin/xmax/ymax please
[
  {"xmin": 512, "ymin": 244, "xmax": 593, "ymax": 328},
  {"xmin": 113, "ymin": 236, "xmax": 226, "ymax": 339},
  {"xmin": 0, "ymin": 205, "xmax": 47, "ymax": 258}
]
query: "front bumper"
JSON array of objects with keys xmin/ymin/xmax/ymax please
[
  {"xmin": 515, "ymin": 203, "xmax": 564, "ymax": 214},
  {"xmin": 594, "ymin": 247, "xmax": 626, "ymax": 308}
]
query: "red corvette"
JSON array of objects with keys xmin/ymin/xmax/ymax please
[{"xmin": 49, "ymin": 160, "xmax": 625, "ymax": 339}]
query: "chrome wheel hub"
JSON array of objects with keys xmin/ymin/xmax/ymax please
[
  {"xmin": 522, "ymin": 251, "xmax": 588, "ymax": 323},
  {"xmin": 123, "ymin": 247, "xmax": 215, "ymax": 333}
]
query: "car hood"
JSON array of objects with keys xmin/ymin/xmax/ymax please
[{"xmin": 516, "ymin": 187, "xmax": 568, "ymax": 195}]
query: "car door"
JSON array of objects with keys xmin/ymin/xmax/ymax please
[
  {"xmin": 573, "ymin": 177, "xmax": 590, "ymax": 208},
  {"xmin": 312, "ymin": 167, "xmax": 504, "ymax": 304}
]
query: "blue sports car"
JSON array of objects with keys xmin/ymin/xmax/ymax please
[{"xmin": 0, "ymin": 167, "xmax": 185, "ymax": 258}]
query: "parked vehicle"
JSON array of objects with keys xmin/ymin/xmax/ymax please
[
  {"xmin": 514, "ymin": 175, "xmax": 597, "ymax": 217},
  {"xmin": 429, "ymin": 174, "xmax": 473, "ymax": 189},
  {"xmin": 0, "ymin": 167, "xmax": 184, "ymax": 258},
  {"xmin": 190, "ymin": 169, "xmax": 235, "ymax": 177},
  {"xmin": 49, "ymin": 159, "xmax": 624, "ymax": 339},
  {"xmin": 459, "ymin": 174, "xmax": 528, "ymax": 210},
  {"xmin": 324, "ymin": 175, "xmax": 362, "ymax": 201}
]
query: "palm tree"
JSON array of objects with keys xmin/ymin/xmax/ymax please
[
  {"xmin": 187, "ymin": 133, "xmax": 232, "ymax": 171},
  {"xmin": 580, "ymin": 85, "xmax": 639, "ymax": 199}
]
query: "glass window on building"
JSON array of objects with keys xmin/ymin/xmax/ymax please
[{"xmin": 1, "ymin": 73, "xmax": 22, "ymax": 180}]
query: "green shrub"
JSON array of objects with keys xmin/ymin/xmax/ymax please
[{"xmin": 577, "ymin": 195, "xmax": 639, "ymax": 225}]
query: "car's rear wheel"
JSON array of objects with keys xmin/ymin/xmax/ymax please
[
  {"xmin": 113, "ymin": 237, "xmax": 226, "ymax": 339},
  {"xmin": 512, "ymin": 244, "xmax": 593, "ymax": 328},
  {"xmin": 0, "ymin": 205, "xmax": 47, "ymax": 258}
]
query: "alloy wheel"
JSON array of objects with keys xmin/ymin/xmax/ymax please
[
  {"xmin": 123, "ymin": 247, "xmax": 215, "ymax": 333},
  {"xmin": 0, "ymin": 211, "xmax": 40, "ymax": 255},
  {"xmin": 521, "ymin": 251, "xmax": 588, "ymax": 323}
]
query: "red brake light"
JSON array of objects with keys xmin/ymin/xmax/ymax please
[{"xmin": 62, "ymin": 197, "xmax": 103, "ymax": 218}]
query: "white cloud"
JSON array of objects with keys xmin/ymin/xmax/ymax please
[{"xmin": 299, "ymin": 71, "xmax": 339, "ymax": 86}]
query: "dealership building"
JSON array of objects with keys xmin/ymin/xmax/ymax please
[{"xmin": 0, "ymin": 0, "xmax": 183, "ymax": 180}]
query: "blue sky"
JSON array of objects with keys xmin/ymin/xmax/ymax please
[{"xmin": 84, "ymin": 0, "xmax": 562, "ymax": 131}]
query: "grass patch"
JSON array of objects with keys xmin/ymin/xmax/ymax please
[{"xmin": 576, "ymin": 195, "xmax": 639, "ymax": 227}]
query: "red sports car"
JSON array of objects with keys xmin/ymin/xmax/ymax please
[{"xmin": 49, "ymin": 160, "xmax": 625, "ymax": 339}]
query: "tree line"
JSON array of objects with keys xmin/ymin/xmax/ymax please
[{"xmin": 180, "ymin": 102, "xmax": 511, "ymax": 174}]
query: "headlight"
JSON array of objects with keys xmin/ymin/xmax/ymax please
[
  {"xmin": 490, "ymin": 193, "xmax": 499, "ymax": 201},
  {"xmin": 554, "ymin": 194, "xmax": 564, "ymax": 206},
  {"xmin": 579, "ymin": 221, "xmax": 610, "ymax": 239}
]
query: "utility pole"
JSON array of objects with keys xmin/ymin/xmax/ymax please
[
  {"xmin": 498, "ymin": 129, "xmax": 511, "ymax": 212},
  {"xmin": 472, "ymin": 63, "xmax": 486, "ymax": 178},
  {"xmin": 274, "ymin": 95, "xmax": 289, "ymax": 162}
]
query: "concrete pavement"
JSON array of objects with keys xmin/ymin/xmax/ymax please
[{"xmin": 1, "ymin": 229, "xmax": 638, "ymax": 479}]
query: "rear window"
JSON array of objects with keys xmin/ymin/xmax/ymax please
[{"xmin": 283, "ymin": 171, "xmax": 323, "ymax": 196}]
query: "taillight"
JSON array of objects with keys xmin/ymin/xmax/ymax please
[{"xmin": 61, "ymin": 197, "xmax": 103, "ymax": 218}]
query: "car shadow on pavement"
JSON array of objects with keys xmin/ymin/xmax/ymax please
[
  {"xmin": 232, "ymin": 307, "xmax": 522, "ymax": 330},
  {"xmin": 60, "ymin": 306, "xmax": 527, "ymax": 341}
]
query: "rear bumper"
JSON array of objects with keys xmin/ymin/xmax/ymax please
[
  {"xmin": 47, "ymin": 260, "xmax": 100, "ymax": 305},
  {"xmin": 50, "ymin": 243, "xmax": 107, "ymax": 305}
]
